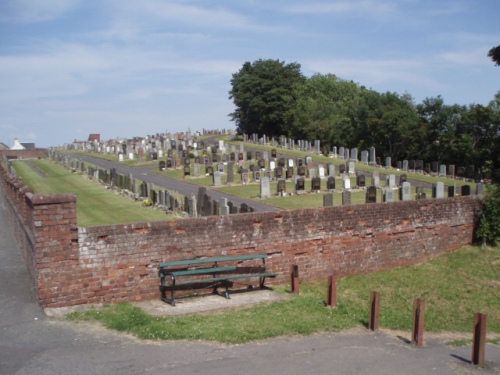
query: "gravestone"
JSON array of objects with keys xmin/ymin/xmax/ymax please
[
  {"xmin": 254, "ymin": 171, "xmax": 261, "ymax": 181},
  {"xmin": 241, "ymin": 172, "xmax": 249, "ymax": 185},
  {"xmin": 286, "ymin": 166, "xmax": 294, "ymax": 179},
  {"xmin": 361, "ymin": 150, "xmax": 368, "ymax": 164},
  {"xmin": 366, "ymin": 186, "xmax": 377, "ymax": 203},
  {"xmin": 339, "ymin": 147, "xmax": 344, "ymax": 159},
  {"xmin": 311, "ymin": 177, "xmax": 321, "ymax": 191},
  {"xmin": 402, "ymin": 160, "xmax": 408, "ymax": 171},
  {"xmin": 218, "ymin": 163, "xmax": 224, "ymax": 173},
  {"xmin": 350, "ymin": 148, "xmax": 358, "ymax": 161},
  {"xmin": 298, "ymin": 166, "xmax": 306, "ymax": 177},
  {"xmin": 448, "ymin": 185, "xmax": 456, "ymax": 198},
  {"xmin": 247, "ymin": 151, "xmax": 253, "ymax": 161},
  {"xmin": 357, "ymin": 174, "xmax": 366, "ymax": 188},
  {"xmin": 424, "ymin": 163, "xmax": 431, "ymax": 174},
  {"xmin": 184, "ymin": 157, "xmax": 190, "ymax": 166},
  {"xmin": 295, "ymin": 177, "xmax": 305, "ymax": 193},
  {"xmin": 342, "ymin": 190, "xmax": 351, "ymax": 205},
  {"xmin": 213, "ymin": 171, "xmax": 222, "ymax": 186},
  {"xmin": 206, "ymin": 166, "xmax": 214, "ymax": 176},
  {"xmin": 159, "ymin": 160, "xmax": 166, "ymax": 170},
  {"xmin": 220, "ymin": 197, "xmax": 230, "ymax": 215},
  {"xmin": 271, "ymin": 149, "xmax": 277, "ymax": 158},
  {"xmin": 343, "ymin": 176, "xmax": 351, "ymax": 190},
  {"xmin": 400, "ymin": 182, "xmax": 411, "ymax": 201},
  {"xmin": 399, "ymin": 174, "xmax": 407, "ymax": 186},
  {"xmin": 277, "ymin": 179, "xmax": 287, "ymax": 195},
  {"xmin": 270, "ymin": 161, "xmax": 276, "ymax": 170},
  {"xmin": 227, "ymin": 162, "xmax": 234, "ymax": 183},
  {"xmin": 339, "ymin": 164, "xmax": 346, "ymax": 174},
  {"xmin": 388, "ymin": 174, "xmax": 396, "ymax": 188},
  {"xmin": 386, "ymin": 157, "xmax": 391, "ymax": 169},
  {"xmin": 260, "ymin": 177, "xmax": 271, "ymax": 198},
  {"xmin": 258, "ymin": 159, "xmax": 266, "ymax": 169},
  {"xmin": 369, "ymin": 147, "xmax": 376, "ymax": 165},
  {"xmin": 432, "ymin": 182, "xmax": 444, "ymax": 198},
  {"xmin": 415, "ymin": 186, "xmax": 426, "ymax": 200},
  {"xmin": 318, "ymin": 165, "xmax": 325, "ymax": 178},
  {"xmin": 323, "ymin": 193, "xmax": 334, "ymax": 207},
  {"xmin": 408, "ymin": 160, "xmax": 415, "ymax": 170},
  {"xmin": 461, "ymin": 185, "xmax": 471, "ymax": 196},
  {"xmin": 439, "ymin": 165, "xmax": 446, "ymax": 177},
  {"xmin": 193, "ymin": 163, "xmax": 200, "ymax": 177},
  {"xmin": 275, "ymin": 166, "xmax": 284, "ymax": 179},
  {"xmin": 376, "ymin": 157, "xmax": 381, "ymax": 166},
  {"xmin": 448, "ymin": 165, "xmax": 455, "ymax": 178},
  {"xmin": 329, "ymin": 164, "xmax": 335, "ymax": 177},
  {"xmin": 476, "ymin": 183, "xmax": 484, "ymax": 195},
  {"xmin": 327, "ymin": 176, "xmax": 336, "ymax": 191},
  {"xmin": 416, "ymin": 160, "xmax": 423, "ymax": 172},
  {"xmin": 384, "ymin": 189, "xmax": 395, "ymax": 202},
  {"xmin": 184, "ymin": 166, "xmax": 191, "ymax": 176},
  {"xmin": 278, "ymin": 158, "xmax": 286, "ymax": 167}
]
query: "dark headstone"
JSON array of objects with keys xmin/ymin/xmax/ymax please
[
  {"xmin": 295, "ymin": 177, "xmax": 305, "ymax": 191},
  {"xmin": 311, "ymin": 177, "xmax": 321, "ymax": 191},
  {"xmin": 323, "ymin": 193, "xmax": 334, "ymax": 207},
  {"xmin": 342, "ymin": 191, "xmax": 351, "ymax": 205},
  {"xmin": 399, "ymin": 174, "xmax": 407, "ymax": 185},
  {"xmin": 286, "ymin": 166, "xmax": 294, "ymax": 179},
  {"xmin": 366, "ymin": 186, "xmax": 377, "ymax": 203},
  {"xmin": 258, "ymin": 158, "xmax": 266, "ymax": 169},
  {"xmin": 275, "ymin": 166, "xmax": 284, "ymax": 179},
  {"xmin": 277, "ymin": 179, "xmax": 286, "ymax": 194},
  {"xmin": 278, "ymin": 158, "xmax": 286, "ymax": 168},
  {"xmin": 184, "ymin": 166, "xmax": 190, "ymax": 176},
  {"xmin": 448, "ymin": 185, "xmax": 456, "ymax": 198},
  {"xmin": 166, "ymin": 158, "xmax": 172, "ymax": 169},
  {"xmin": 206, "ymin": 166, "xmax": 214, "ymax": 176},
  {"xmin": 298, "ymin": 166, "xmax": 306, "ymax": 176},
  {"xmin": 339, "ymin": 164, "xmax": 346, "ymax": 174},
  {"xmin": 159, "ymin": 160, "xmax": 166, "ymax": 170},
  {"xmin": 357, "ymin": 174, "xmax": 366, "ymax": 188},
  {"xmin": 461, "ymin": 185, "xmax": 471, "ymax": 196},
  {"xmin": 327, "ymin": 176, "xmax": 336, "ymax": 190},
  {"xmin": 271, "ymin": 149, "xmax": 277, "ymax": 158}
]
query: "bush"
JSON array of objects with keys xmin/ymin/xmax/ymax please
[{"xmin": 477, "ymin": 184, "xmax": 500, "ymax": 246}]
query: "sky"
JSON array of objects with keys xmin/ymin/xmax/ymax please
[{"xmin": 1, "ymin": 0, "xmax": 499, "ymax": 148}]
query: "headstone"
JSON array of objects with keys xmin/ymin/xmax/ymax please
[
  {"xmin": 415, "ymin": 186, "xmax": 426, "ymax": 200},
  {"xmin": 339, "ymin": 164, "xmax": 346, "ymax": 174},
  {"xmin": 399, "ymin": 174, "xmax": 407, "ymax": 186},
  {"xmin": 476, "ymin": 183, "xmax": 484, "ymax": 195},
  {"xmin": 260, "ymin": 177, "xmax": 271, "ymax": 198},
  {"xmin": 388, "ymin": 174, "xmax": 396, "ymax": 188},
  {"xmin": 327, "ymin": 176, "xmax": 336, "ymax": 191},
  {"xmin": 439, "ymin": 164, "xmax": 446, "ymax": 177},
  {"xmin": 366, "ymin": 186, "xmax": 377, "ymax": 203},
  {"xmin": 400, "ymin": 182, "xmax": 411, "ymax": 201},
  {"xmin": 206, "ymin": 166, "xmax": 214, "ymax": 176},
  {"xmin": 193, "ymin": 163, "xmax": 200, "ymax": 177},
  {"xmin": 461, "ymin": 185, "xmax": 471, "ymax": 196},
  {"xmin": 295, "ymin": 177, "xmax": 305, "ymax": 193},
  {"xmin": 278, "ymin": 158, "xmax": 286, "ymax": 167},
  {"xmin": 159, "ymin": 160, "xmax": 166, "ymax": 170},
  {"xmin": 384, "ymin": 189, "xmax": 395, "ymax": 202},
  {"xmin": 448, "ymin": 185, "xmax": 456, "ymax": 198},
  {"xmin": 254, "ymin": 170, "xmax": 261, "ymax": 181},
  {"xmin": 286, "ymin": 166, "xmax": 294, "ymax": 179},
  {"xmin": 432, "ymin": 182, "xmax": 444, "ymax": 198},
  {"xmin": 448, "ymin": 165, "xmax": 455, "ymax": 178},
  {"xmin": 275, "ymin": 166, "xmax": 284, "ymax": 179},
  {"xmin": 348, "ymin": 161, "xmax": 355, "ymax": 174},
  {"xmin": 258, "ymin": 158, "xmax": 266, "ymax": 169},
  {"xmin": 311, "ymin": 177, "xmax": 321, "ymax": 191},
  {"xmin": 277, "ymin": 179, "xmax": 287, "ymax": 195},
  {"xmin": 350, "ymin": 148, "xmax": 358, "ymax": 161},
  {"xmin": 342, "ymin": 190, "xmax": 351, "ymax": 205},
  {"xmin": 357, "ymin": 174, "xmax": 366, "ymax": 188},
  {"xmin": 213, "ymin": 171, "xmax": 222, "ymax": 186},
  {"xmin": 323, "ymin": 193, "xmax": 334, "ymax": 207},
  {"xmin": 184, "ymin": 166, "xmax": 191, "ymax": 176},
  {"xmin": 227, "ymin": 162, "xmax": 234, "ymax": 183},
  {"xmin": 241, "ymin": 172, "xmax": 249, "ymax": 185},
  {"xmin": 409, "ymin": 160, "xmax": 415, "ymax": 171},
  {"xmin": 369, "ymin": 147, "xmax": 376, "ymax": 165},
  {"xmin": 386, "ymin": 156, "xmax": 391, "ymax": 169},
  {"xmin": 402, "ymin": 160, "xmax": 408, "ymax": 171},
  {"xmin": 271, "ymin": 149, "xmax": 277, "ymax": 158},
  {"xmin": 318, "ymin": 165, "xmax": 325, "ymax": 178},
  {"xmin": 432, "ymin": 162, "xmax": 439, "ymax": 174},
  {"xmin": 329, "ymin": 164, "xmax": 335, "ymax": 177},
  {"xmin": 298, "ymin": 166, "xmax": 306, "ymax": 176},
  {"xmin": 361, "ymin": 150, "xmax": 369, "ymax": 164},
  {"xmin": 343, "ymin": 176, "xmax": 351, "ymax": 190}
]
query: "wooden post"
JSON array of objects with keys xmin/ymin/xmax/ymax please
[
  {"xmin": 327, "ymin": 276, "xmax": 337, "ymax": 308},
  {"xmin": 291, "ymin": 265, "xmax": 299, "ymax": 294},
  {"xmin": 412, "ymin": 298, "xmax": 426, "ymax": 346},
  {"xmin": 472, "ymin": 313, "xmax": 487, "ymax": 368},
  {"xmin": 368, "ymin": 291, "xmax": 380, "ymax": 331}
]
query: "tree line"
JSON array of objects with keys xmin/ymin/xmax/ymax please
[{"xmin": 229, "ymin": 57, "xmax": 500, "ymax": 182}]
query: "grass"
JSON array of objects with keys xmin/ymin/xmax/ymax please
[
  {"xmin": 66, "ymin": 245, "xmax": 500, "ymax": 344},
  {"xmin": 12, "ymin": 159, "xmax": 174, "ymax": 226}
]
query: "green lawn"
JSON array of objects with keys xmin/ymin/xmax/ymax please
[
  {"xmin": 66, "ymin": 245, "xmax": 500, "ymax": 344},
  {"xmin": 12, "ymin": 160, "xmax": 173, "ymax": 226}
]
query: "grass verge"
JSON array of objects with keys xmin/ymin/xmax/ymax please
[
  {"xmin": 66, "ymin": 245, "xmax": 500, "ymax": 344},
  {"xmin": 12, "ymin": 159, "xmax": 174, "ymax": 226}
]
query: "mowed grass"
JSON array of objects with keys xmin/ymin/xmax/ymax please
[
  {"xmin": 66, "ymin": 245, "xmax": 500, "ymax": 344},
  {"xmin": 12, "ymin": 160, "xmax": 172, "ymax": 226}
]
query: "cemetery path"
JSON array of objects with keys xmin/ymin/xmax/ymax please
[{"xmin": 71, "ymin": 155, "xmax": 280, "ymax": 213}]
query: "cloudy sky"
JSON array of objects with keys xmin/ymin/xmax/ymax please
[{"xmin": 1, "ymin": 0, "xmax": 499, "ymax": 147}]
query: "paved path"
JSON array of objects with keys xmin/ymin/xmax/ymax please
[
  {"xmin": 1, "ymin": 191, "xmax": 500, "ymax": 374},
  {"xmin": 71, "ymin": 155, "xmax": 280, "ymax": 213}
]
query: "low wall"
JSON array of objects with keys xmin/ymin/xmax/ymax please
[
  {"xmin": 0, "ymin": 149, "xmax": 47, "ymax": 160},
  {"xmin": 1, "ymin": 162, "xmax": 482, "ymax": 308}
]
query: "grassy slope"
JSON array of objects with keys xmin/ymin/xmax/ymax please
[{"xmin": 12, "ymin": 160, "xmax": 171, "ymax": 226}]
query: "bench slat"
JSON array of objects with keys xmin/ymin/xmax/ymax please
[
  {"xmin": 163, "ymin": 273, "xmax": 278, "ymax": 286},
  {"xmin": 160, "ymin": 266, "xmax": 237, "ymax": 277},
  {"xmin": 160, "ymin": 254, "xmax": 267, "ymax": 268}
]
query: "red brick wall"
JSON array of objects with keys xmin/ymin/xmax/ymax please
[
  {"xmin": 1, "ymin": 162, "xmax": 482, "ymax": 308},
  {"xmin": 0, "ymin": 149, "xmax": 47, "ymax": 159}
]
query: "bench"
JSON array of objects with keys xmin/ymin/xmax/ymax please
[{"xmin": 159, "ymin": 254, "xmax": 277, "ymax": 306}]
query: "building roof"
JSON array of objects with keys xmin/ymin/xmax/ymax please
[
  {"xmin": 20, "ymin": 142, "xmax": 36, "ymax": 150},
  {"xmin": 88, "ymin": 134, "xmax": 101, "ymax": 142},
  {"xmin": 0, "ymin": 142, "xmax": 9, "ymax": 150}
]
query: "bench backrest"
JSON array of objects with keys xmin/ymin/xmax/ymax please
[{"xmin": 160, "ymin": 254, "xmax": 268, "ymax": 268}]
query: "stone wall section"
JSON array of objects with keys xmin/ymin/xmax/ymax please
[{"xmin": 1, "ymin": 162, "xmax": 481, "ymax": 308}]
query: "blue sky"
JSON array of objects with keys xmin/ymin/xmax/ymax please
[{"xmin": 1, "ymin": 0, "xmax": 499, "ymax": 147}]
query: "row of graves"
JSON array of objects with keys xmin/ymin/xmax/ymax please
[
  {"xmin": 242, "ymin": 133, "xmax": 483, "ymax": 183},
  {"xmin": 51, "ymin": 152, "xmax": 254, "ymax": 218}
]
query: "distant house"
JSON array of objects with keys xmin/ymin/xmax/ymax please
[
  {"xmin": 88, "ymin": 134, "xmax": 101, "ymax": 142},
  {"xmin": 21, "ymin": 142, "xmax": 36, "ymax": 150},
  {"xmin": 0, "ymin": 142, "xmax": 9, "ymax": 151},
  {"xmin": 11, "ymin": 138, "xmax": 25, "ymax": 150}
]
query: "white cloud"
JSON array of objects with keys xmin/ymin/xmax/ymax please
[{"xmin": 0, "ymin": 0, "xmax": 81, "ymax": 23}]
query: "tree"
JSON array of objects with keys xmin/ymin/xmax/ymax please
[
  {"xmin": 477, "ymin": 184, "xmax": 500, "ymax": 247},
  {"xmin": 229, "ymin": 59, "xmax": 305, "ymax": 137},
  {"xmin": 488, "ymin": 45, "xmax": 500, "ymax": 66}
]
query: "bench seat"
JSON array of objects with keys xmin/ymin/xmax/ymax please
[{"xmin": 159, "ymin": 254, "xmax": 277, "ymax": 306}]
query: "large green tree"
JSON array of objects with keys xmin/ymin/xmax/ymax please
[
  {"xmin": 488, "ymin": 45, "xmax": 500, "ymax": 66},
  {"xmin": 229, "ymin": 59, "xmax": 305, "ymax": 136}
]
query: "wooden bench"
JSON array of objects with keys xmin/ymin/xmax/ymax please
[{"xmin": 159, "ymin": 254, "xmax": 277, "ymax": 306}]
